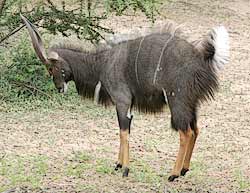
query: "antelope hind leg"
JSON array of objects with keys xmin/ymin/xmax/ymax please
[
  {"xmin": 181, "ymin": 127, "xmax": 199, "ymax": 176},
  {"xmin": 168, "ymin": 127, "xmax": 192, "ymax": 182}
]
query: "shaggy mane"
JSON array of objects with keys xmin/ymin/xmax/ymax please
[
  {"xmin": 50, "ymin": 38, "xmax": 111, "ymax": 54},
  {"xmin": 103, "ymin": 21, "xmax": 187, "ymax": 46},
  {"xmin": 50, "ymin": 21, "xmax": 187, "ymax": 54}
]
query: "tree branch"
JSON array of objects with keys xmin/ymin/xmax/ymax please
[
  {"xmin": 0, "ymin": 0, "xmax": 6, "ymax": 15},
  {"xmin": 11, "ymin": 81, "xmax": 52, "ymax": 99},
  {"xmin": 0, "ymin": 24, "xmax": 25, "ymax": 45}
]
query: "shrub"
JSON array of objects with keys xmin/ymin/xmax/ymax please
[{"xmin": 0, "ymin": 34, "xmax": 54, "ymax": 100}]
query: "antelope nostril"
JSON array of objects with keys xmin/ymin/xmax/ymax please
[{"xmin": 57, "ymin": 87, "xmax": 63, "ymax": 93}]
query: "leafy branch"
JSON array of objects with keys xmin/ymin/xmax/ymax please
[{"xmin": 0, "ymin": 0, "xmax": 161, "ymax": 44}]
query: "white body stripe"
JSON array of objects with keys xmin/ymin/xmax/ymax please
[
  {"xmin": 135, "ymin": 36, "xmax": 145, "ymax": 86},
  {"xmin": 94, "ymin": 81, "xmax": 101, "ymax": 104}
]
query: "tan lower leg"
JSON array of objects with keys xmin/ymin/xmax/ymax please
[
  {"xmin": 120, "ymin": 130, "xmax": 129, "ymax": 168},
  {"xmin": 171, "ymin": 128, "xmax": 192, "ymax": 176},
  {"xmin": 118, "ymin": 139, "xmax": 124, "ymax": 165},
  {"xmin": 183, "ymin": 127, "xmax": 199, "ymax": 169}
]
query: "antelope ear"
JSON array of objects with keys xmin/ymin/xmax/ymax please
[{"xmin": 48, "ymin": 51, "xmax": 59, "ymax": 61}]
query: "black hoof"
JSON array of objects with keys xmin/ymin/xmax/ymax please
[
  {"xmin": 115, "ymin": 163, "xmax": 122, "ymax": 171},
  {"xmin": 168, "ymin": 175, "xmax": 179, "ymax": 182},
  {"xmin": 181, "ymin": 168, "xmax": 189, "ymax": 176},
  {"xmin": 122, "ymin": 167, "xmax": 129, "ymax": 177}
]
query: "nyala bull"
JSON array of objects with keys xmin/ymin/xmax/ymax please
[{"xmin": 21, "ymin": 15, "xmax": 229, "ymax": 181}]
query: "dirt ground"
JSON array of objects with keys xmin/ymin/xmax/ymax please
[{"xmin": 0, "ymin": 0, "xmax": 250, "ymax": 192}]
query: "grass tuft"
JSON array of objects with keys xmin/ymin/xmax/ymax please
[
  {"xmin": 234, "ymin": 169, "xmax": 250, "ymax": 190},
  {"xmin": 0, "ymin": 154, "xmax": 48, "ymax": 191},
  {"xmin": 131, "ymin": 160, "xmax": 162, "ymax": 185},
  {"xmin": 95, "ymin": 158, "xmax": 114, "ymax": 175}
]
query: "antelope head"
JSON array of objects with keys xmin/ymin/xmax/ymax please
[{"xmin": 20, "ymin": 15, "xmax": 72, "ymax": 93}]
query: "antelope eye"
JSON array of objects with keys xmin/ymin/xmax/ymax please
[{"xmin": 48, "ymin": 68, "xmax": 53, "ymax": 75}]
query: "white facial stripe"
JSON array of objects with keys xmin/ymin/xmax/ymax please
[{"xmin": 63, "ymin": 82, "xmax": 68, "ymax": 93}]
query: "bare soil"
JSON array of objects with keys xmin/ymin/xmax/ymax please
[{"xmin": 1, "ymin": 0, "xmax": 250, "ymax": 192}]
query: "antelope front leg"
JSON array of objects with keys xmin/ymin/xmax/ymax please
[
  {"xmin": 115, "ymin": 103, "xmax": 133, "ymax": 177},
  {"xmin": 168, "ymin": 127, "xmax": 192, "ymax": 182},
  {"xmin": 115, "ymin": 137, "xmax": 123, "ymax": 170},
  {"xmin": 115, "ymin": 129, "xmax": 130, "ymax": 176},
  {"xmin": 120, "ymin": 129, "xmax": 130, "ymax": 177}
]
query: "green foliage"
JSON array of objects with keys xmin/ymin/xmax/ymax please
[
  {"xmin": 105, "ymin": 0, "xmax": 162, "ymax": 22},
  {"xmin": 0, "ymin": 0, "xmax": 111, "ymax": 42},
  {"xmin": 0, "ymin": 34, "xmax": 83, "ymax": 112},
  {"xmin": 0, "ymin": 0, "xmax": 160, "ymax": 43},
  {"xmin": 0, "ymin": 34, "xmax": 54, "ymax": 100}
]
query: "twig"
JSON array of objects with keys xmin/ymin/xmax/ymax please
[
  {"xmin": 87, "ymin": 0, "xmax": 91, "ymax": 18},
  {"xmin": 11, "ymin": 81, "xmax": 52, "ymax": 99},
  {"xmin": 46, "ymin": 0, "xmax": 55, "ymax": 7},
  {"xmin": 0, "ymin": 24, "xmax": 25, "ymax": 45},
  {"xmin": 0, "ymin": 153, "xmax": 6, "ymax": 160},
  {"xmin": 2, "ymin": 188, "xmax": 16, "ymax": 193}
]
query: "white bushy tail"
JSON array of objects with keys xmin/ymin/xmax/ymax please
[
  {"xmin": 210, "ymin": 26, "xmax": 230, "ymax": 69},
  {"xmin": 196, "ymin": 26, "xmax": 230, "ymax": 70}
]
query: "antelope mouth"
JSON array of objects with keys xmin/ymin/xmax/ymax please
[{"xmin": 59, "ymin": 82, "xmax": 68, "ymax": 94}]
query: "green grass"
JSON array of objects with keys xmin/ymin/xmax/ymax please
[
  {"xmin": 95, "ymin": 158, "xmax": 114, "ymax": 175},
  {"xmin": 66, "ymin": 151, "xmax": 93, "ymax": 178},
  {"xmin": 131, "ymin": 160, "xmax": 162, "ymax": 185},
  {"xmin": 66, "ymin": 163, "xmax": 92, "ymax": 178},
  {"xmin": 76, "ymin": 183, "xmax": 98, "ymax": 193},
  {"xmin": 0, "ymin": 82, "xmax": 115, "ymax": 120},
  {"xmin": 0, "ymin": 154, "xmax": 48, "ymax": 192},
  {"xmin": 187, "ymin": 159, "xmax": 207, "ymax": 180},
  {"xmin": 234, "ymin": 169, "xmax": 250, "ymax": 190},
  {"xmin": 0, "ymin": 152, "xmax": 118, "ymax": 191},
  {"xmin": 70, "ymin": 151, "xmax": 92, "ymax": 163},
  {"xmin": 66, "ymin": 152, "xmax": 114, "ymax": 178},
  {"xmin": 144, "ymin": 138, "xmax": 159, "ymax": 152}
]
